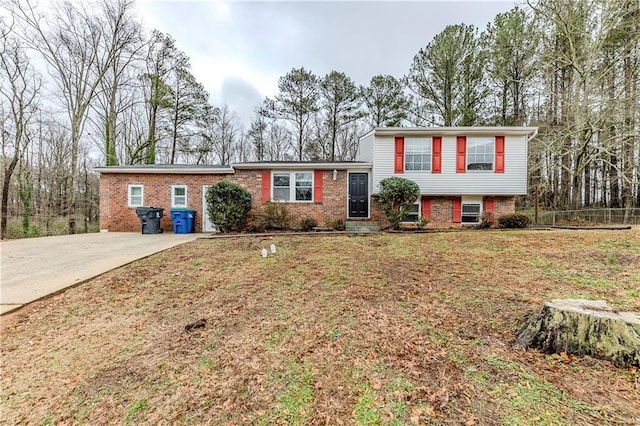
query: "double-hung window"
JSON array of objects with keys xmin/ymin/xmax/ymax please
[
  {"xmin": 467, "ymin": 137, "xmax": 494, "ymax": 171},
  {"xmin": 403, "ymin": 202, "xmax": 420, "ymax": 223},
  {"xmin": 461, "ymin": 204, "xmax": 481, "ymax": 224},
  {"xmin": 128, "ymin": 184, "xmax": 143, "ymax": 207},
  {"xmin": 404, "ymin": 138, "xmax": 431, "ymax": 171},
  {"xmin": 272, "ymin": 172, "xmax": 313, "ymax": 202},
  {"xmin": 171, "ymin": 185, "xmax": 187, "ymax": 208},
  {"xmin": 461, "ymin": 196, "xmax": 482, "ymax": 224}
]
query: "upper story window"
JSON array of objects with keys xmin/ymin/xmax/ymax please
[
  {"xmin": 273, "ymin": 172, "xmax": 313, "ymax": 202},
  {"xmin": 467, "ymin": 137, "xmax": 494, "ymax": 171},
  {"xmin": 171, "ymin": 185, "xmax": 187, "ymax": 208},
  {"xmin": 128, "ymin": 184, "xmax": 143, "ymax": 207},
  {"xmin": 404, "ymin": 138, "xmax": 431, "ymax": 171}
]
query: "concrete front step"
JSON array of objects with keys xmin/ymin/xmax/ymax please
[{"xmin": 345, "ymin": 221, "xmax": 380, "ymax": 233}]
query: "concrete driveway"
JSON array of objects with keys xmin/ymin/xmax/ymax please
[{"xmin": 0, "ymin": 232, "xmax": 200, "ymax": 315}]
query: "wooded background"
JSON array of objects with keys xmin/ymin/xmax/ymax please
[{"xmin": 1, "ymin": 0, "xmax": 638, "ymax": 238}]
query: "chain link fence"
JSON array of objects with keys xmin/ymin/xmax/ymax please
[{"xmin": 532, "ymin": 208, "xmax": 640, "ymax": 226}]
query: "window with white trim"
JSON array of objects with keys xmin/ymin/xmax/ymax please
[
  {"xmin": 128, "ymin": 184, "xmax": 143, "ymax": 207},
  {"xmin": 461, "ymin": 200, "xmax": 482, "ymax": 224},
  {"xmin": 272, "ymin": 172, "xmax": 313, "ymax": 202},
  {"xmin": 467, "ymin": 137, "xmax": 494, "ymax": 171},
  {"xmin": 171, "ymin": 185, "xmax": 187, "ymax": 208},
  {"xmin": 402, "ymin": 202, "xmax": 420, "ymax": 223},
  {"xmin": 404, "ymin": 138, "xmax": 431, "ymax": 171}
]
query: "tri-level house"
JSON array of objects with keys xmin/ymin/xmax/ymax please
[
  {"xmin": 96, "ymin": 126, "xmax": 537, "ymax": 232},
  {"xmin": 357, "ymin": 127, "xmax": 538, "ymax": 226}
]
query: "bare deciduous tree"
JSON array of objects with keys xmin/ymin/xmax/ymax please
[{"xmin": 0, "ymin": 21, "xmax": 40, "ymax": 239}]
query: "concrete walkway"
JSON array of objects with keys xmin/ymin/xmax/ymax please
[{"xmin": 0, "ymin": 232, "xmax": 200, "ymax": 315}]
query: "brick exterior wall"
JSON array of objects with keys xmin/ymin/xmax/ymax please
[
  {"xmin": 493, "ymin": 196, "xmax": 516, "ymax": 217},
  {"xmin": 99, "ymin": 169, "xmax": 349, "ymax": 232},
  {"xmin": 370, "ymin": 195, "xmax": 516, "ymax": 229},
  {"xmin": 99, "ymin": 168, "xmax": 518, "ymax": 232},
  {"xmin": 429, "ymin": 197, "xmax": 457, "ymax": 226}
]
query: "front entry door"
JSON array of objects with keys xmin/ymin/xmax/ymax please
[{"xmin": 348, "ymin": 173, "xmax": 369, "ymax": 218}]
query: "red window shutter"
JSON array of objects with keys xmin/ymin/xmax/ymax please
[
  {"xmin": 432, "ymin": 137, "xmax": 442, "ymax": 173},
  {"xmin": 495, "ymin": 136, "xmax": 505, "ymax": 173},
  {"xmin": 452, "ymin": 198, "xmax": 462, "ymax": 223},
  {"xmin": 394, "ymin": 137, "xmax": 404, "ymax": 174},
  {"xmin": 421, "ymin": 197, "xmax": 431, "ymax": 220},
  {"xmin": 313, "ymin": 170, "xmax": 323, "ymax": 203},
  {"xmin": 456, "ymin": 136, "xmax": 466, "ymax": 173},
  {"xmin": 261, "ymin": 171, "xmax": 271, "ymax": 204},
  {"xmin": 484, "ymin": 197, "xmax": 495, "ymax": 213}
]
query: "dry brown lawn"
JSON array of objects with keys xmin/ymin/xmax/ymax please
[{"xmin": 1, "ymin": 229, "xmax": 639, "ymax": 425}]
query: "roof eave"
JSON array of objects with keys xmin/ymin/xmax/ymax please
[
  {"xmin": 93, "ymin": 167, "xmax": 235, "ymax": 174},
  {"xmin": 370, "ymin": 127, "xmax": 539, "ymax": 137},
  {"xmin": 232, "ymin": 162, "xmax": 372, "ymax": 170}
]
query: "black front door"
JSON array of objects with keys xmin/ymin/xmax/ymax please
[{"xmin": 348, "ymin": 173, "xmax": 368, "ymax": 218}]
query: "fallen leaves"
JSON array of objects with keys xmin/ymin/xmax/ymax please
[{"xmin": 2, "ymin": 231, "xmax": 640, "ymax": 424}]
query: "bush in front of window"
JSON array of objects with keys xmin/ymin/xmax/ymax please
[
  {"xmin": 245, "ymin": 202, "xmax": 291, "ymax": 232},
  {"xmin": 205, "ymin": 181, "xmax": 252, "ymax": 232},
  {"xmin": 299, "ymin": 216, "xmax": 318, "ymax": 232},
  {"xmin": 415, "ymin": 216, "xmax": 430, "ymax": 230},
  {"xmin": 497, "ymin": 213, "xmax": 531, "ymax": 229},
  {"xmin": 378, "ymin": 177, "xmax": 420, "ymax": 230},
  {"xmin": 477, "ymin": 212, "xmax": 497, "ymax": 229}
]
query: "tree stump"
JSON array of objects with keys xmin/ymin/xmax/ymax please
[{"xmin": 515, "ymin": 299, "xmax": 640, "ymax": 368}]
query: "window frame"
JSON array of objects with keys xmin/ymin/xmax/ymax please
[
  {"xmin": 461, "ymin": 196, "xmax": 483, "ymax": 224},
  {"xmin": 271, "ymin": 171, "xmax": 314, "ymax": 203},
  {"xmin": 128, "ymin": 184, "xmax": 144, "ymax": 207},
  {"xmin": 404, "ymin": 137, "xmax": 432, "ymax": 172},
  {"xmin": 171, "ymin": 185, "xmax": 188, "ymax": 208},
  {"xmin": 466, "ymin": 137, "xmax": 494, "ymax": 172},
  {"xmin": 402, "ymin": 202, "xmax": 421, "ymax": 224}
]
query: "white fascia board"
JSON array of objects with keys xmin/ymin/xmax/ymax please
[
  {"xmin": 94, "ymin": 166, "xmax": 235, "ymax": 174},
  {"xmin": 232, "ymin": 162, "xmax": 372, "ymax": 170},
  {"xmin": 371, "ymin": 127, "xmax": 538, "ymax": 137}
]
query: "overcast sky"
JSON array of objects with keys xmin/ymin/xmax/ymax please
[{"xmin": 135, "ymin": 0, "xmax": 518, "ymax": 126}]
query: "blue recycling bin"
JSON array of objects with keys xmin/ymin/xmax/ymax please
[{"xmin": 170, "ymin": 208, "xmax": 196, "ymax": 234}]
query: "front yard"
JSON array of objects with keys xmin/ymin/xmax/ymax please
[{"xmin": 1, "ymin": 229, "xmax": 639, "ymax": 424}]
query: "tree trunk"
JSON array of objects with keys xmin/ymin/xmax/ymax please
[
  {"xmin": 515, "ymin": 299, "xmax": 640, "ymax": 368},
  {"xmin": 1, "ymin": 156, "xmax": 19, "ymax": 240}
]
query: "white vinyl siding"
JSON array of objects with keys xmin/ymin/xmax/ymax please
[
  {"xmin": 171, "ymin": 185, "xmax": 187, "ymax": 208},
  {"xmin": 356, "ymin": 132, "xmax": 375, "ymax": 162},
  {"xmin": 372, "ymin": 134, "xmax": 528, "ymax": 195},
  {"xmin": 128, "ymin": 185, "xmax": 143, "ymax": 207}
]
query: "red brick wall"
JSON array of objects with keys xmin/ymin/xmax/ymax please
[
  {"xmin": 99, "ymin": 170, "xmax": 349, "ymax": 232},
  {"xmin": 429, "ymin": 197, "xmax": 457, "ymax": 226},
  {"xmin": 369, "ymin": 195, "xmax": 516, "ymax": 229},
  {"xmin": 493, "ymin": 196, "xmax": 516, "ymax": 217},
  {"xmin": 99, "ymin": 169, "xmax": 518, "ymax": 232}
]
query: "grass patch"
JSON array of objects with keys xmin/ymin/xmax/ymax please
[
  {"xmin": 2, "ymin": 230, "xmax": 639, "ymax": 424},
  {"xmin": 353, "ymin": 384, "xmax": 383, "ymax": 425},
  {"xmin": 259, "ymin": 362, "xmax": 315, "ymax": 425},
  {"xmin": 124, "ymin": 400, "xmax": 148, "ymax": 423}
]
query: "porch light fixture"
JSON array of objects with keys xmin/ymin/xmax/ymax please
[{"xmin": 332, "ymin": 169, "xmax": 338, "ymax": 180}]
